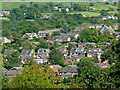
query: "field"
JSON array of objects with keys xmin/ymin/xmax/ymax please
[
  {"xmin": 67, "ymin": 11, "xmax": 100, "ymax": 16},
  {"xmin": 2, "ymin": 2, "xmax": 118, "ymax": 11}
]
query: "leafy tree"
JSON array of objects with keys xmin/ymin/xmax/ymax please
[
  {"xmin": 46, "ymin": 33, "xmax": 50, "ymax": 40},
  {"xmin": 100, "ymin": 10, "xmax": 108, "ymax": 16},
  {"xmin": 49, "ymin": 49, "xmax": 64, "ymax": 65},
  {"xmin": 89, "ymin": 2, "xmax": 94, "ymax": 6},
  {"xmin": 61, "ymin": 23, "xmax": 69, "ymax": 33},
  {"xmin": 2, "ymin": 76, "xmax": 10, "ymax": 89},
  {"xmin": 78, "ymin": 28, "xmax": 98, "ymax": 43},
  {"xmin": 4, "ymin": 56, "xmax": 21, "ymax": 70},
  {"xmin": 9, "ymin": 64, "xmax": 63, "ymax": 88},
  {"xmin": 53, "ymin": 31, "xmax": 61, "ymax": 36},
  {"xmin": 50, "ymin": 41, "xmax": 59, "ymax": 50}
]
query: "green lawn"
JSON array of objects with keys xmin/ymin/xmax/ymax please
[
  {"xmin": 108, "ymin": 11, "xmax": 119, "ymax": 14},
  {"xmin": 67, "ymin": 11, "xmax": 100, "ymax": 17},
  {"xmin": 90, "ymin": 3, "xmax": 118, "ymax": 11},
  {"xmin": 2, "ymin": 2, "xmax": 30, "ymax": 10}
]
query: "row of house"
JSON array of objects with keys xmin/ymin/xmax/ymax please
[
  {"xmin": 3, "ymin": 46, "xmax": 104, "ymax": 65},
  {"xmin": 0, "ymin": 11, "xmax": 10, "ymax": 17},
  {"xmin": 103, "ymin": 15, "xmax": 118, "ymax": 20}
]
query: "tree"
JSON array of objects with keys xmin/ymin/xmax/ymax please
[
  {"xmin": 100, "ymin": 10, "xmax": 108, "ymax": 16},
  {"xmin": 50, "ymin": 41, "xmax": 59, "ymax": 50},
  {"xmin": 9, "ymin": 64, "xmax": 63, "ymax": 88},
  {"xmin": 52, "ymin": 31, "xmax": 61, "ymax": 36},
  {"xmin": 49, "ymin": 49, "xmax": 64, "ymax": 65},
  {"xmin": 8, "ymin": 34, "xmax": 14, "ymax": 40},
  {"xmin": 46, "ymin": 33, "xmax": 50, "ymax": 40},
  {"xmin": 75, "ymin": 58, "xmax": 101, "ymax": 88},
  {"xmin": 4, "ymin": 56, "xmax": 21, "ymax": 70},
  {"xmin": 78, "ymin": 28, "xmax": 98, "ymax": 43},
  {"xmin": 89, "ymin": 2, "xmax": 94, "ymax": 6},
  {"xmin": 61, "ymin": 23, "xmax": 69, "ymax": 33}
]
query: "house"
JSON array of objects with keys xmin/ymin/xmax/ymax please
[
  {"xmin": 115, "ymin": 32, "xmax": 120, "ymax": 40},
  {"xmin": 54, "ymin": 6, "xmax": 59, "ymax": 10},
  {"xmin": 22, "ymin": 33, "xmax": 38, "ymax": 40},
  {"xmin": 86, "ymin": 48, "xmax": 104, "ymax": 60},
  {"xmin": 34, "ymin": 54, "xmax": 49, "ymax": 64},
  {"xmin": 38, "ymin": 28, "xmax": 61, "ymax": 38},
  {"xmin": 30, "ymin": 42, "xmax": 40, "ymax": 47},
  {"xmin": 43, "ymin": 14, "xmax": 52, "ymax": 19},
  {"xmin": 77, "ymin": 43, "xmax": 86, "ymax": 47},
  {"xmin": 3, "ymin": 49, "xmax": 17, "ymax": 57},
  {"xmin": 103, "ymin": 15, "xmax": 118, "ymax": 20},
  {"xmin": 34, "ymin": 48, "xmax": 50, "ymax": 64},
  {"xmin": 83, "ymin": 15, "xmax": 89, "ymax": 17},
  {"xmin": 2, "ymin": 67, "xmax": 8, "ymax": 76},
  {"xmin": 65, "ymin": 55, "xmax": 83, "ymax": 64},
  {"xmin": 113, "ymin": 23, "xmax": 119, "ymax": 30},
  {"xmin": 100, "ymin": 25, "xmax": 115, "ymax": 34},
  {"xmin": 0, "ymin": 37, "xmax": 11, "ymax": 45},
  {"xmin": 37, "ymin": 48, "xmax": 50, "ymax": 56},
  {"xmin": 97, "ymin": 60, "xmax": 109, "ymax": 69},
  {"xmin": 50, "ymin": 65, "xmax": 62, "ymax": 69},
  {"xmin": 57, "ymin": 47, "xmax": 68, "ymax": 57},
  {"xmin": 0, "ymin": 11, "xmax": 10, "ymax": 17},
  {"xmin": 66, "ymin": 8, "xmax": 69, "ymax": 12},
  {"xmin": 66, "ymin": 31, "xmax": 80, "ymax": 39},
  {"xmin": 70, "ymin": 47, "xmax": 85, "ymax": 56},
  {"xmin": 51, "ymin": 67, "xmax": 59, "ymax": 76},
  {"xmin": 19, "ymin": 49, "xmax": 35, "ymax": 60},
  {"xmin": 5, "ymin": 67, "xmax": 23, "ymax": 77},
  {"xmin": 55, "ymin": 35, "xmax": 71, "ymax": 42},
  {"xmin": 60, "ymin": 66, "xmax": 78, "ymax": 79}
]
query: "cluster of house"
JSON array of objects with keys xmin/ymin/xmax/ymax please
[
  {"xmin": 0, "ymin": 11, "xmax": 10, "ymax": 17},
  {"xmin": 3, "ymin": 40, "xmax": 109, "ymax": 66},
  {"xmin": 2, "ymin": 64, "xmax": 78, "ymax": 79},
  {"xmin": 22, "ymin": 23, "xmax": 120, "ymax": 42},
  {"xmin": 103, "ymin": 14, "xmax": 118, "ymax": 20},
  {"xmin": 54, "ymin": 6, "xmax": 70, "ymax": 12},
  {"xmin": 2, "ymin": 60, "xmax": 109, "ymax": 79}
]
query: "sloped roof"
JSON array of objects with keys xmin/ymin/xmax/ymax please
[
  {"xmin": 61, "ymin": 67, "xmax": 78, "ymax": 73},
  {"xmin": 100, "ymin": 25, "xmax": 115, "ymax": 34},
  {"xmin": 20, "ymin": 49, "xmax": 33, "ymax": 56},
  {"xmin": 3, "ymin": 49, "xmax": 17, "ymax": 55}
]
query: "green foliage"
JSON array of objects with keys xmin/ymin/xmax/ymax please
[
  {"xmin": 9, "ymin": 64, "xmax": 63, "ymax": 88},
  {"xmin": 78, "ymin": 28, "xmax": 98, "ymax": 43},
  {"xmin": 46, "ymin": 33, "xmax": 50, "ymax": 40},
  {"xmin": 50, "ymin": 41, "xmax": 59, "ymax": 50},
  {"xmin": 49, "ymin": 49, "xmax": 64, "ymax": 65},
  {"xmin": 4, "ymin": 56, "xmax": 21, "ymax": 70},
  {"xmin": 61, "ymin": 23, "xmax": 69, "ymax": 33},
  {"xmin": 52, "ymin": 31, "xmax": 61, "ymax": 36},
  {"xmin": 100, "ymin": 9, "xmax": 108, "ymax": 16},
  {"xmin": 2, "ymin": 76, "xmax": 10, "ymax": 89}
]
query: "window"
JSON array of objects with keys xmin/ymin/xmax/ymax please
[
  {"xmin": 64, "ymin": 72, "xmax": 66, "ymax": 74},
  {"xmin": 72, "ymin": 60, "xmax": 74, "ymax": 62}
]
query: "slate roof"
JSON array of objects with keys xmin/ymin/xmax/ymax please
[
  {"xmin": 31, "ymin": 42, "xmax": 40, "ymax": 46},
  {"xmin": 38, "ymin": 28, "xmax": 61, "ymax": 34},
  {"xmin": 2, "ymin": 67, "xmax": 8, "ymax": 76},
  {"xmin": 50, "ymin": 65, "xmax": 62, "ymax": 69},
  {"xmin": 100, "ymin": 25, "xmax": 115, "ymax": 34},
  {"xmin": 5, "ymin": 67, "xmax": 23, "ymax": 76},
  {"xmin": 20, "ymin": 49, "xmax": 33, "ymax": 56},
  {"xmin": 3, "ymin": 49, "xmax": 17, "ymax": 56},
  {"xmin": 61, "ymin": 67, "xmax": 78, "ymax": 73},
  {"xmin": 66, "ymin": 31, "xmax": 80, "ymax": 37}
]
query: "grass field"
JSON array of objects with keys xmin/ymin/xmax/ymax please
[
  {"xmin": 2, "ymin": 2, "xmax": 118, "ymax": 11},
  {"xmin": 90, "ymin": 3, "xmax": 118, "ymax": 11},
  {"xmin": 67, "ymin": 11, "xmax": 100, "ymax": 16},
  {"xmin": 108, "ymin": 11, "xmax": 119, "ymax": 14}
]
